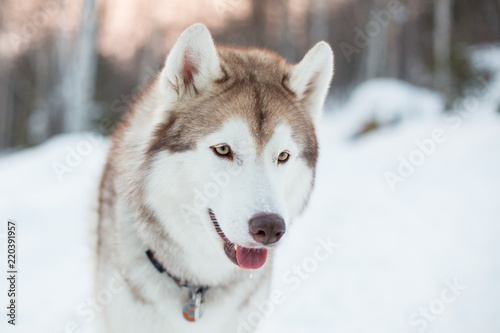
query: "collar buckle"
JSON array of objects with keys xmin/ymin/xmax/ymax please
[
  {"xmin": 183, "ymin": 288, "xmax": 206, "ymax": 322},
  {"xmin": 146, "ymin": 250, "xmax": 209, "ymax": 322}
]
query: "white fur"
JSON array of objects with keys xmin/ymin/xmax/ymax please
[
  {"xmin": 160, "ymin": 23, "xmax": 223, "ymax": 104},
  {"xmin": 98, "ymin": 118, "xmax": 310, "ymax": 333},
  {"xmin": 144, "ymin": 119, "xmax": 311, "ymax": 264},
  {"xmin": 289, "ymin": 41, "xmax": 334, "ymax": 123},
  {"xmin": 97, "ymin": 24, "xmax": 332, "ymax": 333}
]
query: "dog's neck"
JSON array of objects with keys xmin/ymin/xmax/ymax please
[
  {"xmin": 146, "ymin": 249, "xmax": 210, "ymax": 290},
  {"xmin": 131, "ymin": 201, "xmax": 250, "ymax": 287}
]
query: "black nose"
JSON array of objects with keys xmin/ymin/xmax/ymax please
[{"xmin": 248, "ymin": 213, "xmax": 286, "ymax": 245}]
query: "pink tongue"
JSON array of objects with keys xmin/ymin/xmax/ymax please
[{"xmin": 236, "ymin": 246, "xmax": 268, "ymax": 269}]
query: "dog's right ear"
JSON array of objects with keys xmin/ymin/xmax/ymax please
[
  {"xmin": 288, "ymin": 42, "xmax": 334, "ymax": 124},
  {"xmin": 160, "ymin": 23, "xmax": 223, "ymax": 105}
]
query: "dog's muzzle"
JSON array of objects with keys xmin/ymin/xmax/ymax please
[{"xmin": 208, "ymin": 209, "xmax": 286, "ymax": 269}]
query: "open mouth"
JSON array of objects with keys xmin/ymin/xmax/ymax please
[{"xmin": 208, "ymin": 209, "xmax": 268, "ymax": 269}]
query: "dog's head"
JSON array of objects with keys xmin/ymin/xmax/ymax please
[{"xmin": 143, "ymin": 24, "xmax": 333, "ymax": 270}]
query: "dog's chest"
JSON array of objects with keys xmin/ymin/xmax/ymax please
[{"xmin": 104, "ymin": 268, "xmax": 271, "ymax": 333}]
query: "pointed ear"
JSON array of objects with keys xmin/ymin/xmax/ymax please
[
  {"xmin": 288, "ymin": 42, "xmax": 334, "ymax": 123},
  {"xmin": 160, "ymin": 23, "xmax": 223, "ymax": 104}
]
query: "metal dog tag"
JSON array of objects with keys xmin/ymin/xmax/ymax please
[{"xmin": 182, "ymin": 290, "xmax": 203, "ymax": 322}]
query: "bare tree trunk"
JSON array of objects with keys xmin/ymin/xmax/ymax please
[
  {"xmin": 386, "ymin": 19, "xmax": 401, "ymax": 79},
  {"xmin": 364, "ymin": 0, "xmax": 387, "ymax": 80},
  {"xmin": 29, "ymin": 41, "xmax": 52, "ymax": 145},
  {"xmin": 281, "ymin": 0, "xmax": 296, "ymax": 61},
  {"xmin": 62, "ymin": 0, "xmax": 99, "ymax": 132},
  {"xmin": 309, "ymin": 0, "xmax": 329, "ymax": 43},
  {"xmin": 51, "ymin": 4, "xmax": 73, "ymax": 136},
  {"xmin": 433, "ymin": 0, "xmax": 452, "ymax": 91},
  {"xmin": 0, "ymin": 57, "xmax": 12, "ymax": 151},
  {"xmin": 250, "ymin": 0, "xmax": 267, "ymax": 47}
]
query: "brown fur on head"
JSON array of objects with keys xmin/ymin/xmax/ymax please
[
  {"xmin": 148, "ymin": 45, "xmax": 320, "ymax": 168},
  {"xmin": 105, "ymin": 23, "xmax": 334, "ymax": 282}
]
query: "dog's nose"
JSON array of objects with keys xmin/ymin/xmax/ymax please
[{"xmin": 248, "ymin": 213, "xmax": 286, "ymax": 245}]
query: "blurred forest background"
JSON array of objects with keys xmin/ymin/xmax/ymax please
[{"xmin": 0, "ymin": 0, "xmax": 499, "ymax": 151}]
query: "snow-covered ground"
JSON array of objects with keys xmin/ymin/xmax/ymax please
[
  {"xmin": 262, "ymin": 103, "xmax": 500, "ymax": 333},
  {"xmin": 1, "ymin": 46, "xmax": 500, "ymax": 333}
]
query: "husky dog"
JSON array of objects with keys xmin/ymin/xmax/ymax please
[{"xmin": 96, "ymin": 23, "xmax": 333, "ymax": 333}]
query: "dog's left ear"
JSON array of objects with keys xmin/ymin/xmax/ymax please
[
  {"xmin": 288, "ymin": 42, "xmax": 334, "ymax": 123},
  {"xmin": 160, "ymin": 23, "xmax": 223, "ymax": 104}
]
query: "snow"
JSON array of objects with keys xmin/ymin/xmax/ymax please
[
  {"xmin": 1, "ymin": 51, "xmax": 500, "ymax": 333},
  {"xmin": 469, "ymin": 44, "xmax": 500, "ymax": 113},
  {"xmin": 335, "ymin": 78, "xmax": 444, "ymax": 140},
  {"xmin": 260, "ymin": 109, "xmax": 500, "ymax": 333},
  {"xmin": 0, "ymin": 134, "xmax": 108, "ymax": 333}
]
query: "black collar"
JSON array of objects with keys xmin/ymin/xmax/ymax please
[
  {"xmin": 146, "ymin": 249, "xmax": 209, "ymax": 291},
  {"xmin": 146, "ymin": 249, "xmax": 210, "ymax": 322}
]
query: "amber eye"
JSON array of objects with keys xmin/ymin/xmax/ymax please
[
  {"xmin": 213, "ymin": 145, "xmax": 232, "ymax": 157},
  {"xmin": 277, "ymin": 151, "xmax": 290, "ymax": 163}
]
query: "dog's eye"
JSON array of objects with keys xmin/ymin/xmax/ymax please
[
  {"xmin": 212, "ymin": 145, "xmax": 232, "ymax": 157},
  {"xmin": 277, "ymin": 151, "xmax": 290, "ymax": 163}
]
